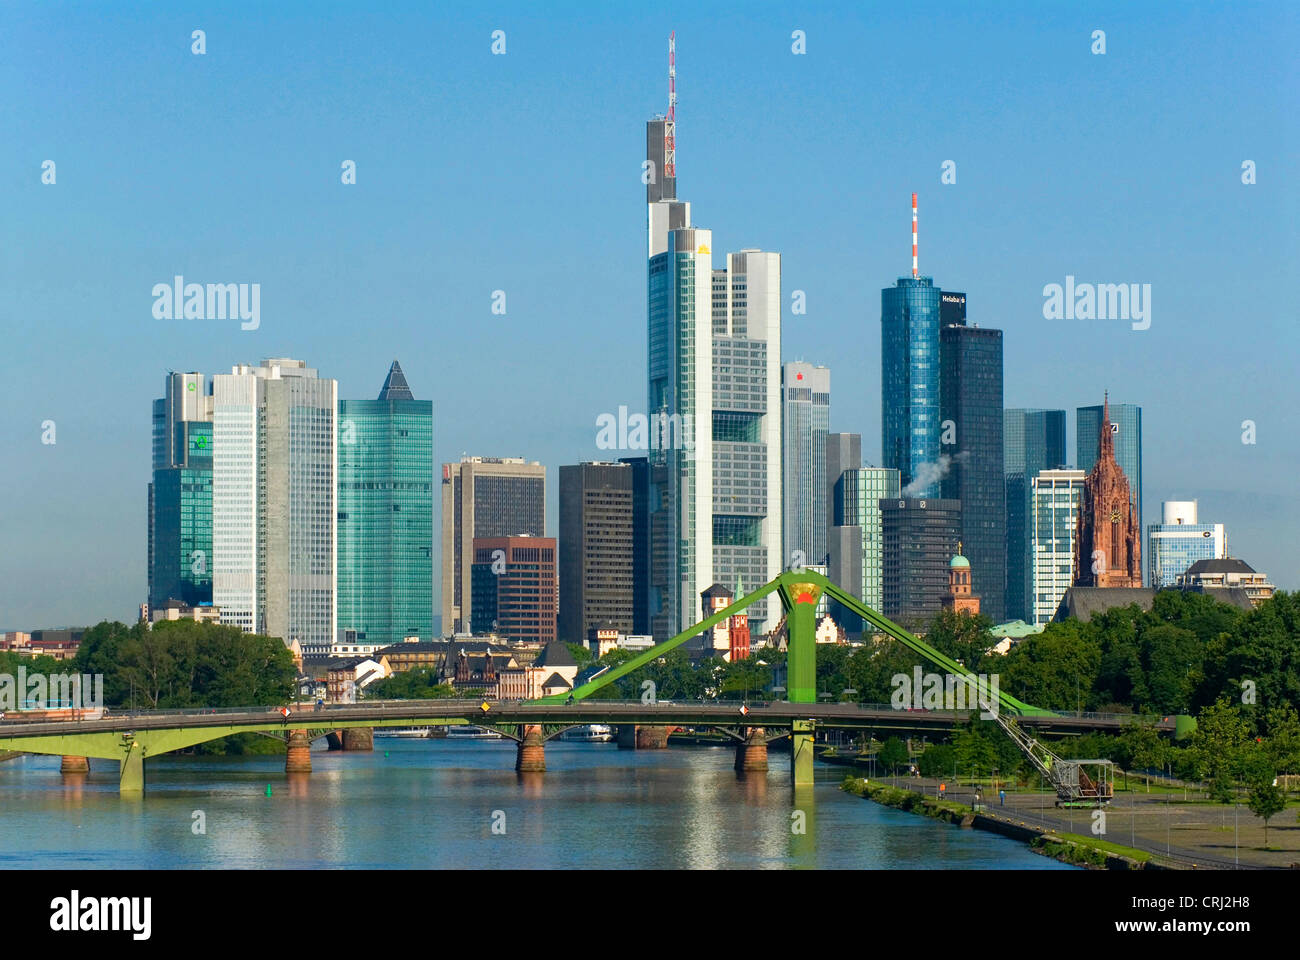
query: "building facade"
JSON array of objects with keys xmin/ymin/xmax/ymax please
[
  {"xmin": 882, "ymin": 276, "xmax": 942, "ymax": 497},
  {"xmin": 212, "ymin": 359, "xmax": 338, "ymax": 649},
  {"xmin": 618, "ymin": 456, "xmax": 652, "ymax": 636},
  {"xmin": 1030, "ymin": 469, "xmax": 1085, "ymax": 625},
  {"xmin": 1073, "ymin": 398, "xmax": 1141, "ymax": 588},
  {"xmin": 337, "ymin": 361, "xmax": 433, "ymax": 649},
  {"xmin": 470, "ymin": 536, "xmax": 557, "ymax": 645},
  {"xmin": 782, "ymin": 361, "xmax": 830, "ymax": 572},
  {"xmin": 558, "ymin": 462, "xmax": 636, "ymax": 643},
  {"xmin": 441, "ymin": 457, "xmax": 545, "ymax": 636},
  {"xmin": 940, "ymin": 322, "xmax": 1005, "ymax": 621},
  {"xmin": 1147, "ymin": 500, "xmax": 1226, "ymax": 589},
  {"xmin": 1078, "ymin": 401, "xmax": 1143, "ymax": 573},
  {"xmin": 1004, "ymin": 408, "xmax": 1067, "ymax": 622},
  {"xmin": 880, "ymin": 497, "xmax": 961, "ymax": 626},
  {"xmin": 149, "ymin": 371, "xmax": 214, "ymax": 613}
]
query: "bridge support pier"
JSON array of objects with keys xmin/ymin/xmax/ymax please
[
  {"xmin": 119, "ymin": 739, "xmax": 144, "ymax": 794},
  {"xmin": 60, "ymin": 755, "xmax": 90, "ymax": 774},
  {"xmin": 735, "ymin": 728, "xmax": 768, "ymax": 773},
  {"xmin": 792, "ymin": 719, "xmax": 814, "ymax": 787},
  {"xmin": 616, "ymin": 725, "xmax": 636, "ymax": 749},
  {"xmin": 515, "ymin": 724, "xmax": 546, "ymax": 772},
  {"xmin": 286, "ymin": 729, "xmax": 312, "ymax": 773},
  {"xmin": 342, "ymin": 727, "xmax": 374, "ymax": 752},
  {"xmin": 635, "ymin": 725, "xmax": 670, "ymax": 749}
]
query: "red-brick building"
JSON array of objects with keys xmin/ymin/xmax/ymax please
[{"xmin": 1074, "ymin": 396, "xmax": 1142, "ymax": 588}]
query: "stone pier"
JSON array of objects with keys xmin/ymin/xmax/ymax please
[
  {"xmin": 616, "ymin": 724, "xmax": 637, "ymax": 750},
  {"xmin": 60, "ymin": 755, "xmax": 90, "ymax": 774},
  {"xmin": 515, "ymin": 724, "xmax": 546, "ymax": 772},
  {"xmin": 285, "ymin": 729, "xmax": 312, "ymax": 773},
  {"xmin": 341, "ymin": 727, "xmax": 374, "ymax": 752},
  {"xmin": 734, "ymin": 728, "xmax": 768, "ymax": 773},
  {"xmin": 635, "ymin": 725, "xmax": 670, "ymax": 749}
]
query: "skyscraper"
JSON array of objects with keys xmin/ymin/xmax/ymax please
[
  {"xmin": 471, "ymin": 535, "xmax": 557, "ymax": 645},
  {"xmin": 881, "ymin": 497, "xmax": 961, "ymax": 627},
  {"xmin": 712, "ymin": 251, "xmax": 783, "ymax": 634},
  {"xmin": 1074, "ymin": 397, "xmax": 1142, "ymax": 588},
  {"xmin": 441, "ymin": 457, "xmax": 545, "ymax": 636},
  {"xmin": 826, "ymin": 432, "xmax": 862, "ymax": 629},
  {"xmin": 1030, "ymin": 469, "xmax": 1085, "ymax": 625},
  {"xmin": 337, "ymin": 361, "xmax": 433, "ymax": 648},
  {"xmin": 1078, "ymin": 401, "xmax": 1143, "ymax": 570},
  {"xmin": 1003, "ymin": 409, "xmax": 1067, "ymax": 622},
  {"xmin": 940, "ymin": 321, "xmax": 1005, "ymax": 621},
  {"xmin": 882, "ymin": 195, "xmax": 942, "ymax": 498},
  {"xmin": 559, "ymin": 462, "xmax": 635, "ymax": 643},
  {"xmin": 212, "ymin": 358, "xmax": 338, "ymax": 649},
  {"xmin": 148, "ymin": 371, "xmax": 213, "ymax": 613},
  {"xmin": 1148, "ymin": 500, "xmax": 1226, "ymax": 589},
  {"xmin": 782, "ymin": 362, "xmax": 830, "ymax": 572},
  {"xmin": 619, "ymin": 456, "xmax": 651, "ymax": 635}
]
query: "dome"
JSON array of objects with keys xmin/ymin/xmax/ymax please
[{"xmin": 950, "ymin": 554, "xmax": 970, "ymax": 569}]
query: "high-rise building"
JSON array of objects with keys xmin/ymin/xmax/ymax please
[
  {"xmin": 826, "ymin": 433, "xmax": 863, "ymax": 629},
  {"xmin": 337, "ymin": 361, "xmax": 433, "ymax": 649},
  {"xmin": 836, "ymin": 466, "xmax": 903, "ymax": 616},
  {"xmin": 148, "ymin": 372, "xmax": 214, "ymax": 613},
  {"xmin": 212, "ymin": 359, "xmax": 338, "ymax": 649},
  {"xmin": 441, "ymin": 457, "xmax": 545, "ymax": 636},
  {"xmin": 711, "ymin": 251, "xmax": 783, "ymax": 634},
  {"xmin": 645, "ymin": 56, "xmax": 781, "ymax": 638},
  {"xmin": 882, "ymin": 196, "xmax": 942, "ymax": 498},
  {"xmin": 1078, "ymin": 401, "xmax": 1143, "ymax": 570},
  {"xmin": 881, "ymin": 497, "xmax": 961, "ymax": 627},
  {"xmin": 1148, "ymin": 500, "xmax": 1226, "ymax": 589},
  {"xmin": 1004, "ymin": 409, "xmax": 1067, "ymax": 622},
  {"xmin": 559, "ymin": 462, "xmax": 635, "ymax": 643},
  {"xmin": 1030, "ymin": 469, "xmax": 1085, "ymax": 625},
  {"xmin": 940, "ymin": 321, "xmax": 1005, "ymax": 621},
  {"xmin": 618, "ymin": 456, "xmax": 652, "ymax": 635},
  {"xmin": 1074, "ymin": 397, "xmax": 1141, "ymax": 588},
  {"xmin": 782, "ymin": 362, "xmax": 830, "ymax": 572},
  {"xmin": 470, "ymin": 535, "xmax": 557, "ymax": 645}
]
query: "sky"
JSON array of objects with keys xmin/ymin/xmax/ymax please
[{"xmin": 1, "ymin": 0, "xmax": 1297, "ymax": 629}]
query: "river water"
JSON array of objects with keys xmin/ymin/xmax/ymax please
[{"xmin": 0, "ymin": 740, "xmax": 1071, "ymax": 869}]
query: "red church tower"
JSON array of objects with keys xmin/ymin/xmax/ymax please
[
  {"xmin": 942, "ymin": 544, "xmax": 981, "ymax": 615},
  {"xmin": 1074, "ymin": 394, "xmax": 1142, "ymax": 587}
]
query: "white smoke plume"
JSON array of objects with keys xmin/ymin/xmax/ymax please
[{"xmin": 901, "ymin": 451, "xmax": 970, "ymax": 497}]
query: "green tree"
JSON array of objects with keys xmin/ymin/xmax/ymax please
[
  {"xmin": 1189, "ymin": 698, "xmax": 1252, "ymax": 800},
  {"xmin": 918, "ymin": 742, "xmax": 955, "ymax": 778},
  {"xmin": 1117, "ymin": 718, "xmax": 1168, "ymax": 792},
  {"xmin": 1246, "ymin": 781, "xmax": 1287, "ymax": 848},
  {"xmin": 999, "ymin": 620, "xmax": 1101, "ymax": 711},
  {"xmin": 565, "ymin": 643, "xmax": 593, "ymax": 668},
  {"xmin": 924, "ymin": 609, "xmax": 996, "ymax": 670},
  {"xmin": 878, "ymin": 736, "xmax": 909, "ymax": 774}
]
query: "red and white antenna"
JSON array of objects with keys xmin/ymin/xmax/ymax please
[
  {"xmin": 911, "ymin": 192, "xmax": 919, "ymax": 278},
  {"xmin": 664, "ymin": 32, "xmax": 676, "ymax": 179}
]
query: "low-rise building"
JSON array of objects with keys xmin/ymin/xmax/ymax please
[{"xmin": 1177, "ymin": 558, "xmax": 1275, "ymax": 607}]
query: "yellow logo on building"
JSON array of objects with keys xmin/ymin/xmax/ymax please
[{"xmin": 697, "ymin": 243, "xmax": 711, "ymax": 255}]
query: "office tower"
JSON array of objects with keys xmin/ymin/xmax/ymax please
[
  {"xmin": 337, "ymin": 361, "xmax": 433, "ymax": 648},
  {"xmin": 212, "ymin": 359, "xmax": 338, "ymax": 648},
  {"xmin": 940, "ymin": 290, "xmax": 967, "ymax": 327},
  {"xmin": 826, "ymin": 433, "xmax": 863, "ymax": 628},
  {"xmin": 711, "ymin": 250, "xmax": 783, "ymax": 634},
  {"xmin": 1003, "ymin": 409, "xmax": 1067, "ymax": 622},
  {"xmin": 854, "ymin": 467, "xmax": 903, "ymax": 613},
  {"xmin": 441, "ymin": 457, "xmax": 545, "ymax": 636},
  {"xmin": 1148, "ymin": 501, "xmax": 1226, "ymax": 589},
  {"xmin": 1077, "ymin": 400, "xmax": 1143, "ymax": 569},
  {"xmin": 782, "ymin": 362, "xmax": 830, "ymax": 572},
  {"xmin": 882, "ymin": 196, "xmax": 942, "ymax": 497},
  {"xmin": 940, "ymin": 321, "xmax": 1005, "ymax": 621},
  {"xmin": 881, "ymin": 497, "xmax": 961, "ymax": 626},
  {"xmin": 619, "ymin": 456, "xmax": 651, "ymax": 635},
  {"xmin": 470, "ymin": 536, "xmax": 557, "ymax": 645},
  {"xmin": 559, "ymin": 462, "xmax": 635, "ymax": 643},
  {"xmin": 1030, "ymin": 469, "xmax": 1085, "ymax": 625},
  {"xmin": 1074, "ymin": 397, "xmax": 1141, "ymax": 588},
  {"xmin": 148, "ymin": 371, "xmax": 213, "ymax": 612}
]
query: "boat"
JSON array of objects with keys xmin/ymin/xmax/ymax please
[
  {"xmin": 559, "ymin": 724, "xmax": 615, "ymax": 743},
  {"xmin": 373, "ymin": 727, "xmax": 430, "ymax": 739},
  {"xmin": 445, "ymin": 725, "xmax": 504, "ymax": 740}
]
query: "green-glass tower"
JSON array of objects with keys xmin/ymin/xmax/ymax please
[
  {"xmin": 149, "ymin": 372, "xmax": 214, "ymax": 611},
  {"xmin": 337, "ymin": 361, "xmax": 433, "ymax": 647}
]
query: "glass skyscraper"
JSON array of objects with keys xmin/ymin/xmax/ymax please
[
  {"xmin": 940, "ymin": 322, "xmax": 1005, "ymax": 621},
  {"xmin": 1148, "ymin": 500, "xmax": 1225, "ymax": 589},
  {"xmin": 1003, "ymin": 409, "xmax": 1067, "ymax": 622},
  {"xmin": 1078, "ymin": 402, "xmax": 1143, "ymax": 573},
  {"xmin": 1030, "ymin": 469, "xmax": 1085, "ymax": 625},
  {"xmin": 838, "ymin": 466, "xmax": 902, "ymax": 613},
  {"xmin": 882, "ymin": 276, "xmax": 941, "ymax": 497},
  {"xmin": 782, "ymin": 361, "xmax": 830, "ymax": 570},
  {"xmin": 337, "ymin": 361, "xmax": 433, "ymax": 648},
  {"xmin": 148, "ymin": 372, "xmax": 213, "ymax": 611}
]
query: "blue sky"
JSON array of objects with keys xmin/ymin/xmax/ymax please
[{"xmin": 2, "ymin": 1, "xmax": 1297, "ymax": 629}]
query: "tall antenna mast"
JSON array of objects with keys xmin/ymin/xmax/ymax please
[
  {"xmin": 664, "ymin": 31, "xmax": 676, "ymax": 180},
  {"xmin": 911, "ymin": 192, "xmax": 919, "ymax": 278}
]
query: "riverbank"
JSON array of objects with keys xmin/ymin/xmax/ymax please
[{"xmin": 842, "ymin": 776, "xmax": 1172, "ymax": 870}]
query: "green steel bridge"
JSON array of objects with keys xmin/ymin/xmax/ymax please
[{"xmin": 0, "ymin": 571, "xmax": 1179, "ymax": 793}]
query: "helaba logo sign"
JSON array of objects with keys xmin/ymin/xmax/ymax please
[{"xmin": 941, "ymin": 293, "xmax": 965, "ymax": 305}]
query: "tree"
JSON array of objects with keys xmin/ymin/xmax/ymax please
[
  {"xmin": 918, "ymin": 743, "xmax": 955, "ymax": 778},
  {"xmin": 1246, "ymin": 781, "xmax": 1287, "ymax": 848},
  {"xmin": 565, "ymin": 643, "xmax": 592, "ymax": 668},
  {"xmin": 878, "ymin": 736, "xmax": 909, "ymax": 774},
  {"xmin": 1117, "ymin": 718, "xmax": 1169, "ymax": 792},
  {"xmin": 999, "ymin": 621, "xmax": 1101, "ymax": 711},
  {"xmin": 1189, "ymin": 698, "xmax": 1252, "ymax": 801},
  {"xmin": 924, "ymin": 609, "xmax": 996, "ymax": 670}
]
